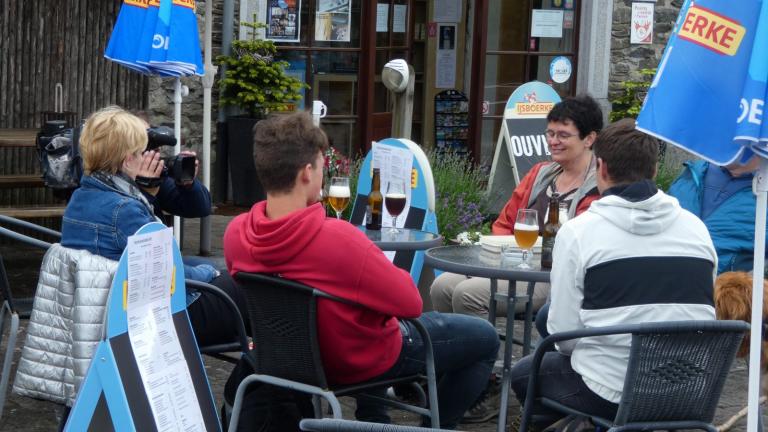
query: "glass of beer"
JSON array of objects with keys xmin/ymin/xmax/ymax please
[
  {"xmin": 513, "ymin": 209, "xmax": 539, "ymax": 269},
  {"xmin": 328, "ymin": 177, "xmax": 351, "ymax": 219},
  {"xmin": 385, "ymin": 181, "xmax": 407, "ymax": 234}
]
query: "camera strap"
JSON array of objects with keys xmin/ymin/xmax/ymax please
[{"xmin": 135, "ymin": 175, "xmax": 163, "ymax": 188}]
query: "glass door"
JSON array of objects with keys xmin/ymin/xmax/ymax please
[{"xmin": 479, "ymin": 0, "xmax": 580, "ymax": 163}]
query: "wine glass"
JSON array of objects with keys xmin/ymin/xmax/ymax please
[
  {"xmin": 385, "ymin": 181, "xmax": 407, "ymax": 234},
  {"xmin": 328, "ymin": 177, "xmax": 350, "ymax": 219},
  {"xmin": 513, "ymin": 209, "xmax": 539, "ymax": 269}
]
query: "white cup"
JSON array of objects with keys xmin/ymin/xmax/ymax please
[{"xmin": 312, "ymin": 100, "xmax": 327, "ymax": 118}]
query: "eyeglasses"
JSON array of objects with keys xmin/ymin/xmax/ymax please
[{"xmin": 545, "ymin": 130, "xmax": 578, "ymax": 141}]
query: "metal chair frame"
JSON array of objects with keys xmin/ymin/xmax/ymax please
[
  {"xmin": 300, "ymin": 418, "xmax": 458, "ymax": 431},
  {"xmin": 520, "ymin": 320, "xmax": 750, "ymax": 432},
  {"xmin": 229, "ymin": 272, "xmax": 440, "ymax": 432}
]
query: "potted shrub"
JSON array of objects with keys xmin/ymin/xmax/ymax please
[{"xmin": 216, "ymin": 20, "xmax": 307, "ymax": 206}]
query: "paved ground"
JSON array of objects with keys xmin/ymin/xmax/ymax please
[{"xmin": 0, "ymin": 211, "xmax": 762, "ymax": 431}]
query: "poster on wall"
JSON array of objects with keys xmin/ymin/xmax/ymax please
[
  {"xmin": 376, "ymin": 3, "xmax": 389, "ymax": 32},
  {"xmin": 433, "ymin": 0, "xmax": 460, "ymax": 23},
  {"xmin": 315, "ymin": 0, "xmax": 351, "ymax": 41},
  {"xmin": 266, "ymin": 0, "xmax": 301, "ymax": 42},
  {"xmin": 436, "ymin": 24, "xmax": 457, "ymax": 88},
  {"xmin": 531, "ymin": 9, "xmax": 563, "ymax": 38},
  {"xmin": 630, "ymin": 2, "xmax": 654, "ymax": 44},
  {"xmin": 393, "ymin": 4, "xmax": 407, "ymax": 33}
]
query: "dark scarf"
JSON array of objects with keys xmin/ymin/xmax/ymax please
[{"xmin": 91, "ymin": 171, "xmax": 161, "ymax": 222}]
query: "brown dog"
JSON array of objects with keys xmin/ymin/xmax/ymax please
[{"xmin": 714, "ymin": 271, "xmax": 768, "ymax": 369}]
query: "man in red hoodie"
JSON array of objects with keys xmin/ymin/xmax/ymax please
[{"xmin": 224, "ymin": 111, "xmax": 499, "ymax": 429}]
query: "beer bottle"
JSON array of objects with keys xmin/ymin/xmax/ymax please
[
  {"xmin": 540, "ymin": 194, "xmax": 561, "ymax": 269},
  {"xmin": 365, "ymin": 168, "xmax": 383, "ymax": 230}
]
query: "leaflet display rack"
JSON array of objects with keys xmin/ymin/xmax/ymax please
[{"xmin": 434, "ymin": 90, "xmax": 469, "ymax": 153}]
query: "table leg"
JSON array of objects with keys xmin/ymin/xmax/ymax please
[
  {"xmin": 488, "ymin": 278, "xmax": 498, "ymax": 326},
  {"xmin": 522, "ymin": 281, "xmax": 535, "ymax": 356},
  {"xmin": 497, "ymin": 279, "xmax": 518, "ymax": 432}
]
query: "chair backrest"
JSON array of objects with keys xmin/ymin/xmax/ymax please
[
  {"xmin": 234, "ymin": 272, "xmax": 330, "ymax": 389},
  {"xmin": 615, "ymin": 320, "xmax": 748, "ymax": 426}
]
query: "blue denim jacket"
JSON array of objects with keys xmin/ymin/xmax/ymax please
[{"xmin": 62, "ymin": 175, "xmax": 215, "ymax": 303}]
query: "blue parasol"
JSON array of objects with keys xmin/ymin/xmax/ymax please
[
  {"xmin": 637, "ymin": 1, "xmax": 768, "ymax": 429},
  {"xmin": 104, "ymin": 0, "xmax": 151, "ymax": 74},
  {"xmin": 105, "ymin": 0, "xmax": 205, "ymax": 241}
]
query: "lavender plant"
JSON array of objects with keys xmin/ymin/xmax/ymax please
[{"xmin": 428, "ymin": 150, "xmax": 491, "ymax": 242}]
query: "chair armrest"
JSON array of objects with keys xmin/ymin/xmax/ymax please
[
  {"xmin": 0, "ymin": 226, "xmax": 53, "ymax": 250},
  {"xmin": 0, "ymin": 214, "xmax": 61, "ymax": 240},
  {"xmin": 519, "ymin": 320, "xmax": 749, "ymax": 431},
  {"xmin": 299, "ymin": 418, "xmax": 457, "ymax": 431},
  {"xmin": 185, "ymin": 279, "xmax": 250, "ymax": 354}
]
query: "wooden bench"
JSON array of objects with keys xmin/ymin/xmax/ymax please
[
  {"xmin": 0, "ymin": 206, "xmax": 66, "ymax": 219},
  {"xmin": 0, "ymin": 129, "xmax": 37, "ymax": 148},
  {"xmin": 0, "ymin": 175, "xmax": 44, "ymax": 188}
]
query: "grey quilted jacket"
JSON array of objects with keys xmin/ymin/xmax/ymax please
[{"xmin": 13, "ymin": 244, "xmax": 117, "ymax": 406}]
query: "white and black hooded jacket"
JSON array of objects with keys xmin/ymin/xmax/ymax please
[{"xmin": 547, "ymin": 180, "xmax": 717, "ymax": 403}]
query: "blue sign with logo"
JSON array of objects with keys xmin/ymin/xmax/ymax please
[{"xmin": 637, "ymin": 0, "xmax": 767, "ymax": 165}]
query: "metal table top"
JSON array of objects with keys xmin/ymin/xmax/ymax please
[
  {"xmin": 424, "ymin": 245, "xmax": 550, "ymax": 282},
  {"xmin": 357, "ymin": 226, "xmax": 443, "ymax": 251}
]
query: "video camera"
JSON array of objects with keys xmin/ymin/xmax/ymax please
[{"xmin": 141, "ymin": 126, "xmax": 197, "ymax": 187}]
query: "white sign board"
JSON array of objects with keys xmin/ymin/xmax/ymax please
[
  {"xmin": 126, "ymin": 228, "xmax": 205, "ymax": 432},
  {"xmin": 433, "ymin": 0, "xmax": 460, "ymax": 23},
  {"xmin": 531, "ymin": 9, "xmax": 563, "ymax": 38},
  {"xmin": 631, "ymin": 2, "xmax": 654, "ymax": 44},
  {"xmin": 436, "ymin": 24, "xmax": 457, "ymax": 89}
]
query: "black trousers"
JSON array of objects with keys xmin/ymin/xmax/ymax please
[
  {"xmin": 186, "ymin": 271, "xmax": 251, "ymax": 347},
  {"xmin": 509, "ymin": 352, "xmax": 619, "ymax": 428}
]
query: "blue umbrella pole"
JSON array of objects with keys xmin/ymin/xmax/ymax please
[{"xmin": 748, "ymin": 158, "xmax": 768, "ymax": 432}]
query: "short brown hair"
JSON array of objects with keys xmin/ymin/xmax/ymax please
[
  {"xmin": 592, "ymin": 118, "xmax": 659, "ymax": 184},
  {"xmin": 253, "ymin": 111, "xmax": 329, "ymax": 193},
  {"xmin": 80, "ymin": 106, "xmax": 147, "ymax": 175}
]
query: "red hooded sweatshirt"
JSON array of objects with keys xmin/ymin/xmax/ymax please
[{"xmin": 224, "ymin": 201, "xmax": 423, "ymax": 385}]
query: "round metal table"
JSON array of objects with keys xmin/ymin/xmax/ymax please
[
  {"xmin": 425, "ymin": 244, "xmax": 550, "ymax": 432},
  {"xmin": 357, "ymin": 226, "xmax": 443, "ymax": 252}
]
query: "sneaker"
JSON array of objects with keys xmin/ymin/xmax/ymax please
[{"xmin": 460, "ymin": 380, "xmax": 502, "ymax": 423}]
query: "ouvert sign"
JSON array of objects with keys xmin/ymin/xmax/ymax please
[{"xmin": 487, "ymin": 81, "xmax": 561, "ymax": 213}]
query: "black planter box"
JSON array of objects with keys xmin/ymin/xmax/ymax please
[{"xmin": 227, "ymin": 116, "xmax": 265, "ymax": 207}]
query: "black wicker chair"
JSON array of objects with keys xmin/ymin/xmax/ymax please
[
  {"xmin": 520, "ymin": 320, "xmax": 750, "ymax": 432},
  {"xmin": 229, "ymin": 272, "xmax": 440, "ymax": 432},
  {"xmin": 300, "ymin": 418, "xmax": 458, "ymax": 431}
]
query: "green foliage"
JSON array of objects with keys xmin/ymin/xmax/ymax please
[
  {"xmin": 427, "ymin": 151, "xmax": 492, "ymax": 242},
  {"xmin": 215, "ymin": 21, "xmax": 308, "ymax": 117},
  {"xmin": 609, "ymin": 68, "xmax": 656, "ymax": 122}
]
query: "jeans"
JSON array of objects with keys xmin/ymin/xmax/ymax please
[
  {"xmin": 535, "ymin": 302, "xmax": 550, "ymax": 339},
  {"xmin": 356, "ymin": 312, "xmax": 500, "ymax": 429},
  {"xmin": 509, "ymin": 352, "xmax": 618, "ymax": 428}
]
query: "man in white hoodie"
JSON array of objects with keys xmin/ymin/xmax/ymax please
[{"xmin": 509, "ymin": 118, "xmax": 717, "ymax": 427}]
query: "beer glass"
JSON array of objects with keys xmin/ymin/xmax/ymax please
[
  {"xmin": 513, "ymin": 209, "xmax": 539, "ymax": 269},
  {"xmin": 385, "ymin": 181, "xmax": 407, "ymax": 234},
  {"xmin": 559, "ymin": 201, "xmax": 570, "ymax": 224},
  {"xmin": 328, "ymin": 177, "xmax": 351, "ymax": 219}
]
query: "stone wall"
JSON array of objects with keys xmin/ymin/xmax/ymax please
[{"xmin": 609, "ymin": 0, "xmax": 683, "ymax": 102}]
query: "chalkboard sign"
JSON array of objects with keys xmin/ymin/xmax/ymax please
[
  {"xmin": 434, "ymin": 90, "xmax": 469, "ymax": 153},
  {"xmin": 487, "ymin": 81, "xmax": 561, "ymax": 213}
]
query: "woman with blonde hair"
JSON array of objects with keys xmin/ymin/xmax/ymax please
[{"xmin": 61, "ymin": 106, "xmax": 247, "ymax": 347}]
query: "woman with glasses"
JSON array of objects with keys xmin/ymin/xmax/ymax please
[{"xmin": 429, "ymin": 94, "xmax": 604, "ymax": 423}]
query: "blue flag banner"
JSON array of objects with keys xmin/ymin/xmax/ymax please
[
  {"xmin": 104, "ymin": 0, "xmax": 151, "ymax": 74},
  {"xmin": 637, "ymin": 0, "xmax": 767, "ymax": 165}
]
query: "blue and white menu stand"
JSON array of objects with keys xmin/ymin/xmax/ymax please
[
  {"xmin": 350, "ymin": 138, "xmax": 438, "ymax": 284},
  {"xmin": 65, "ymin": 222, "xmax": 220, "ymax": 431}
]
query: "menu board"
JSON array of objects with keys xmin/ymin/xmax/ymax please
[{"xmin": 434, "ymin": 90, "xmax": 469, "ymax": 153}]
